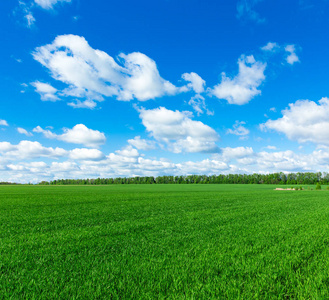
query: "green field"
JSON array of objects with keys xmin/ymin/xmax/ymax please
[{"xmin": 1, "ymin": 184, "xmax": 329, "ymax": 299}]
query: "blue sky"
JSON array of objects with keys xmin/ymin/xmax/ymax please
[{"xmin": 1, "ymin": 0, "xmax": 329, "ymax": 183}]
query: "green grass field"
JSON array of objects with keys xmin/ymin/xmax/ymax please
[{"xmin": 1, "ymin": 184, "xmax": 329, "ymax": 299}]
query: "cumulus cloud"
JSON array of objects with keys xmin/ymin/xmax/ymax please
[
  {"xmin": 58, "ymin": 125, "xmax": 106, "ymax": 147},
  {"xmin": 285, "ymin": 45, "xmax": 299, "ymax": 65},
  {"xmin": 33, "ymin": 124, "xmax": 106, "ymax": 148},
  {"xmin": 177, "ymin": 159, "xmax": 229, "ymax": 174},
  {"xmin": 31, "ymin": 81, "xmax": 59, "ymax": 101},
  {"xmin": 211, "ymin": 55, "xmax": 266, "ymax": 105},
  {"xmin": 138, "ymin": 106, "xmax": 220, "ymax": 153},
  {"xmin": 69, "ymin": 148, "xmax": 105, "ymax": 161},
  {"xmin": 255, "ymin": 150, "xmax": 311, "ymax": 171},
  {"xmin": 188, "ymin": 94, "xmax": 214, "ymax": 116},
  {"xmin": 51, "ymin": 161, "xmax": 78, "ymax": 172},
  {"xmin": 261, "ymin": 97, "xmax": 329, "ymax": 145},
  {"xmin": 128, "ymin": 136, "xmax": 156, "ymax": 151},
  {"xmin": 181, "ymin": 72, "xmax": 206, "ymax": 94},
  {"xmin": 0, "ymin": 120, "xmax": 8, "ymax": 126},
  {"xmin": 32, "ymin": 35, "xmax": 191, "ymax": 107},
  {"xmin": 214, "ymin": 146, "xmax": 329, "ymax": 173},
  {"xmin": 32, "ymin": 35, "xmax": 300, "ymax": 108},
  {"xmin": 227, "ymin": 121, "xmax": 250, "ymax": 139},
  {"xmin": 17, "ymin": 127, "xmax": 33, "ymax": 136},
  {"xmin": 217, "ymin": 146, "xmax": 254, "ymax": 161},
  {"xmin": 0, "ymin": 140, "xmax": 66, "ymax": 159},
  {"xmin": 115, "ymin": 145, "xmax": 140, "ymax": 157},
  {"xmin": 4, "ymin": 141, "xmax": 329, "ymax": 183}
]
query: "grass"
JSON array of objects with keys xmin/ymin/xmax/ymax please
[{"xmin": 1, "ymin": 184, "xmax": 329, "ymax": 299}]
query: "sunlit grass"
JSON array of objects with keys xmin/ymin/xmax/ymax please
[{"xmin": 1, "ymin": 184, "xmax": 329, "ymax": 298}]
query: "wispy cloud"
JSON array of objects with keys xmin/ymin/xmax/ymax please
[
  {"xmin": 227, "ymin": 121, "xmax": 250, "ymax": 140},
  {"xmin": 188, "ymin": 94, "xmax": 214, "ymax": 116},
  {"xmin": 14, "ymin": 0, "xmax": 72, "ymax": 28},
  {"xmin": 34, "ymin": 0, "xmax": 71, "ymax": 10},
  {"xmin": 236, "ymin": 0, "xmax": 265, "ymax": 24}
]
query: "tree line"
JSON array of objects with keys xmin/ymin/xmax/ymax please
[{"xmin": 38, "ymin": 172, "xmax": 329, "ymax": 185}]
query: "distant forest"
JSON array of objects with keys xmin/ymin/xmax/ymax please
[{"xmin": 38, "ymin": 172, "xmax": 329, "ymax": 185}]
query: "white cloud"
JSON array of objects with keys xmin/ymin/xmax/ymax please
[
  {"xmin": 115, "ymin": 145, "xmax": 140, "ymax": 157},
  {"xmin": 128, "ymin": 136, "xmax": 156, "ymax": 151},
  {"xmin": 51, "ymin": 161, "xmax": 78, "ymax": 172},
  {"xmin": 138, "ymin": 106, "xmax": 219, "ymax": 153},
  {"xmin": 170, "ymin": 137, "xmax": 219, "ymax": 154},
  {"xmin": 219, "ymin": 147, "xmax": 254, "ymax": 161},
  {"xmin": 59, "ymin": 125, "xmax": 106, "ymax": 148},
  {"xmin": 7, "ymin": 161, "xmax": 48, "ymax": 173},
  {"xmin": 256, "ymin": 150, "xmax": 311, "ymax": 171},
  {"xmin": 211, "ymin": 55, "xmax": 266, "ymax": 105},
  {"xmin": 0, "ymin": 140, "xmax": 67, "ymax": 159},
  {"xmin": 227, "ymin": 121, "xmax": 250, "ymax": 137},
  {"xmin": 33, "ymin": 126, "xmax": 57, "ymax": 138},
  {"xmin": 33, "ymin": 35, "xmax": 187, "ymax": 107},
  {"xmin": 69, "ymin": 148, "xmax": 105, "ymax": 161},
  {"xmin": 108, "ymin": 153, "xmax": 137, "ymax": 163},
  {"xmin": 17, "ymin": 127, "xmax": 33, "ymax": 136},
  {"xmin": 118, "ymin": 52, "xmax": 180, "ymax": 100},
  {"xmin": 0, "ymin": 120, "xmax": 8, "ymax": 126},
  {"xmin": 181, "ymin": 72, "xmax": 206, "ymax": 94},
  {"xmin": 31, "ymin": 81, "xmax": 59, "ymax": 101},
  {"xmin": 261, "ymin": 42, "xmax": 279, "ymax": 52},
  {"xmin": 262, "ymin": 97, "xmax": 329, "ymax": 145},
  {"xmin": 34, "ymin": 0, "xmax": 71, "ymax": 10},
  {"xmin": 285, "ymin": 45, "xmax": 299, "ymax": 65},
  {"xmin": 0, "ymin": 142, "xmax": 15, "ymax": 152},
  {"xmin": 261, "ymin": 42, "xmax": 301, "ymax": 66},
  {"xmin": 177, "ymin": 159, "xmax": 229, "ymax": 174},
  {"xmin": 214, "ymin": 146, "xmax": 329, "ymax": 172},
  {"xmin": 4, "ymin": 141, "xmax": 329, "ymax": 183},
  {"xmin": 33, "ymin": 124, "xmax": 106, "ymax": 148},
  {"xmin": 188, "ymin": 94, "xmax": 214, "ymax": 116}
]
